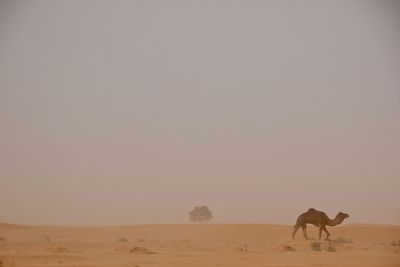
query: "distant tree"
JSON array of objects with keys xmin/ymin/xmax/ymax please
[{"xmin": 189, "ymin": 205, "xmax": 213, "ymax": 224}]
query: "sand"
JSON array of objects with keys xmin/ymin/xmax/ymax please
[{"xmin": 0, "ymin": 223, "xmax": 399, "ymax": 267}]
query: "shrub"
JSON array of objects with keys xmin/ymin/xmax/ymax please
[
  {"xmin": 130, "ymin": 246, "xmax": 157, "ymax": 254},
  {"xmin": 391, "ymin": 240, "xmax": 400, "ymax": 246},
  {"xmin": 238, "ymin": 245, "xmax": 248, "ymax": 252},
  {"xmin": 0, "ymin": 237, "xmax": 7, "ymax": 242},
  {"xmin": 117, "ymin": 237, "xmax": 128, "ymax": 242},
  {"xmin": 282, "ymin": 245, "xmax": 295, "ymax": 251},
  {"xmin": 324, "ymin": 244, "xmax": 336, "ymax": 252},
  {"xmin": 310, "ymin": 241, "xmax": 321, "ymax": 251},
  {"xmin": 53, "ymin": 246, "xmax": 70, "ymax": 253}
]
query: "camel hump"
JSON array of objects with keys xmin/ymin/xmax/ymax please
[{"xmin": 307, "ymin": 208, "xmax": 317, "ymax": 213}]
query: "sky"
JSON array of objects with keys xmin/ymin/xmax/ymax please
[{"xmin": 0, "ymin": 0, "xmax": 399, "ymax": 226}]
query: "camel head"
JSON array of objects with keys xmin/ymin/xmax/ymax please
[
  {"xmin": 329, "ymin": 212, "xmax": 349, "ymax": 226},
  {"xmin": 337, "ymin": 212, "xmax": 350, "ymax": 221}
]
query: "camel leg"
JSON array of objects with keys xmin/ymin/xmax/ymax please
[
  {"xmin": 302, "ymin": 225, "xmax": 309, "ymax": 240},
  {"xmin": 318, "ymin": 226, "xmax": 323, "ymax": 241},
  {"xmin": 323, "ymin": 226, "xmax": 330, "ymax": 241},
  {"xmin": 292, "ymin": 225, "xmax": 300, "ymax": 239}
]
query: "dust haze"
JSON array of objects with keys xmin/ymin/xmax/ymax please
[{"xmin": 1, "ymin": 0, "xmax": 400, "ymax": 226}]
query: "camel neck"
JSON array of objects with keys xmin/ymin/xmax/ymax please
[{"xmin": 327, "ymin": 215, "xmax": 344, "ymax": 226}]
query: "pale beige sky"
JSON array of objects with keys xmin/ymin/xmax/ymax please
[{"xmin": 0, "ymin": 0, "xmax": 399, "ymax": 226}]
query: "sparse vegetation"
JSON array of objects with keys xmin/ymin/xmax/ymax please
[
  {"xmin": 310, "ymin": 241, "xmax": 321, "ymax": 251},
  {"xmin": 390, "ymin": 239, "xmax": 400, "ymax": 246},
  {"xmin": 118, "ymin": 237, "xmax": 128, "ymax": 242},
  {"xmin": 137, "ymin": 238, "xmax": 146, "ymax": 243},
  {"xmin": 333, "ymin": 237, "xmax": 353, "ymax": 243},
  {"xmin": 0, "ymin": 237, "xmax": 7, "ymax": 242},
  {"xmin": 129, "ymin": 246, "xmax": 157, "ymax": 254},
  {"xmin": 324, "ymin": 244, "xmax": 336, "ymax": 252},
  {"xmin": 43, "ymin": 235, "xmax": 51, "ymax": 242},
  {"xmin": 238, "ymin": 245, "xmax": 248, "ymax": 252},
  {"xmin": 189, "ymin": 205, "xmax": 213, "ymax": 224},
  {"xmin": 282, "ymin": 245, "xmax": 296, "ymax": 251},
  {"xmin": 53, "ymin": 246, "xmax": 70, "ymax": 253}
]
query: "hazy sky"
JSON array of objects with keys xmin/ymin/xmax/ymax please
[{"xmin": 1, "ymin": 1, "xmax": 399, "ymax": 226}]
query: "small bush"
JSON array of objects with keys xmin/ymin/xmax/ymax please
[
  {"xmin": 43, "ymin": 235, "xmax": 51, "ymax": 242},
  {"xmin": 324, "ymin": 244, "xmax": 336, "ymax": 252},
  {"xmin": 333, "ymin": 237, "xmax": 353, "ymax": 243},
  {"xmin": 130, "ymin": 246, "xmax": 157, "ymax": 254},
  {"xmin": 0, "ymin": 236, "xmax": 7, "ymax": 242},
  {"xmin": 53, "ymin": 246, "xmax": 70, "ymax": 253},
  {"xmin": 391, "ymin": 240, "xmax": 400, "ymax": 246},
  {"xmin": 283, "ymin": 245, "xmax": 295, "ymax": 251},
  {"xmin": 137, "ymin": 238, "xmax": 146, "ymax": 243},
  {"xmin": 117, "ymin": 237, "xmax": 128, "ymax": 242},
  {"xmin": 238, "ymin": 245, "xmax": 248, "ymax": 252},
  {"xmin": 310, "ymin": 241, "xmax": 321, "ymax": 251}
]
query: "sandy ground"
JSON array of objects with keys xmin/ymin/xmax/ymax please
[{"xmin": 0, "ymin": 223, "xmax": 399, "ymax": 267}]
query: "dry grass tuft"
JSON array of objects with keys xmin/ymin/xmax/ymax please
[
  {"xmin": 118, "ymin": 237, "xmax": 128, "ymax": 242},
  {"xmin": 310, "ymin": 241, "xmax": 321, "ymax": 251},
  {"xmin": 324, "ymin": 244, "xmax": 336, "ymax": 252},
  {"xmin": 130, "ymin": 246, "xmax": 157, "ymax": 254},
  {"xmin": 390, "ymin": 240, "xmax": 400, "ymax": 246}
]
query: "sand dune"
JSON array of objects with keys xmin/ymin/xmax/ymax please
[{"xmin": 0, "ymin": 223, "xmax": 399, "ymax": 266}]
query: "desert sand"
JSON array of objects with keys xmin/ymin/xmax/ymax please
[{"xmin": 0, "ymin": 223, "xmax": 399, "ymax": 267}]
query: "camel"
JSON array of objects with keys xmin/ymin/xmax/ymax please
[{"xmin": 292, "ymin": 208, "xmax": 349, "ymax": 240}]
